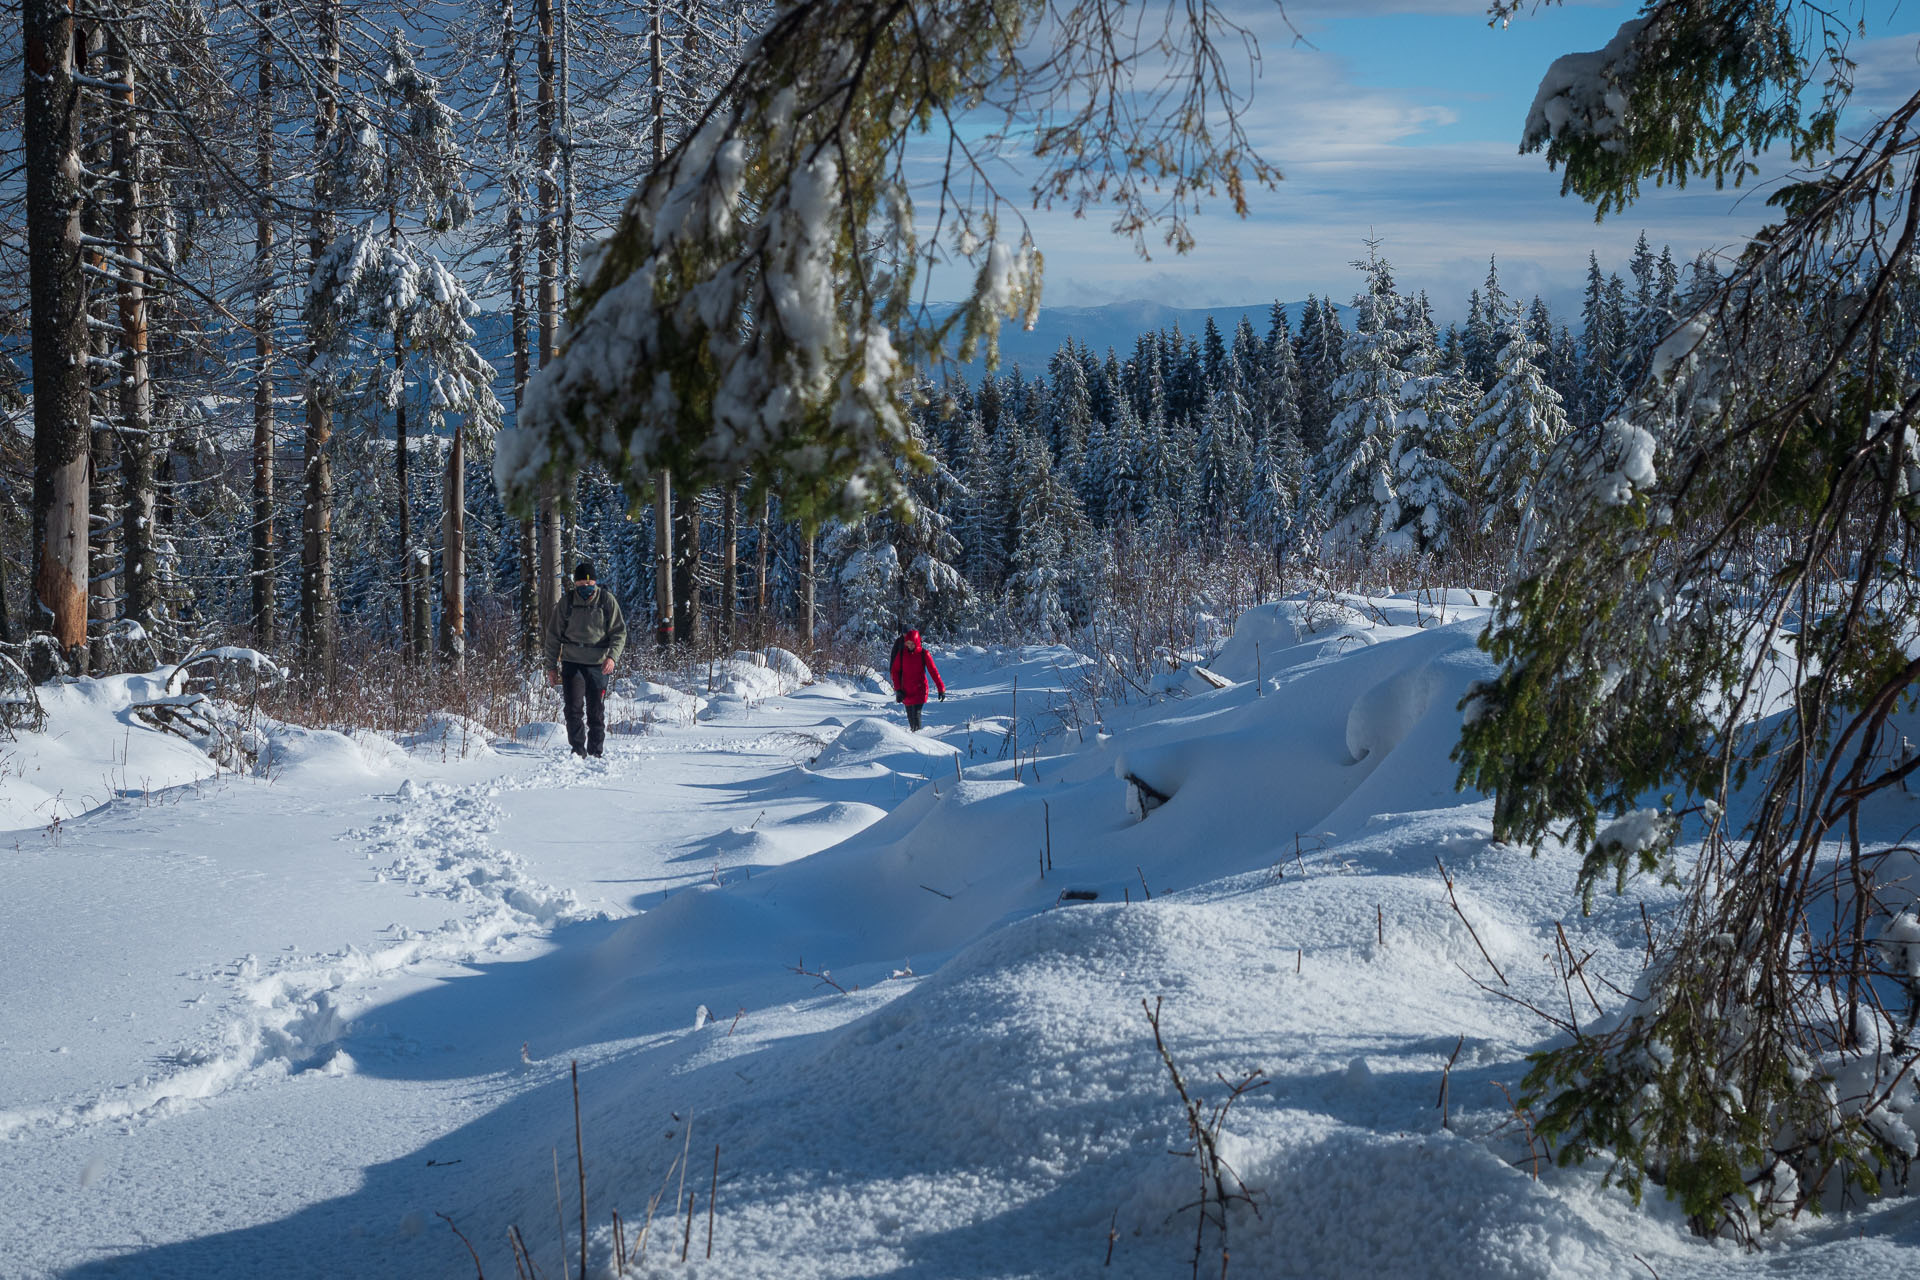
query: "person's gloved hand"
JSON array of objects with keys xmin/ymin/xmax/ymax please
[
  {"xmin": 938, "ymin": 689, "xmax": 946, "ymax": 701},
  {"xmin": 546, "ymin": 668, "xmax": 560, "ymax": 688},
  {"xmin": 895, "ymin": 691, "xmax": 904, "ymax": 703}
]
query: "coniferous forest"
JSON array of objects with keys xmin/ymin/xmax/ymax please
[{"xmin": 0, "ymin": 0, "xmax": 1745, "ymax": 682}]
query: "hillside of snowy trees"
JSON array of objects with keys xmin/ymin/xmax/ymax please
[{"xmin": 0, "ymin": 0, "xmax": 1713, "ymax": 688}]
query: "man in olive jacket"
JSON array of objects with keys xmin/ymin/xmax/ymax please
[{"xmin": 545, "ymin": 561, "xmax": 627, "ymax": 757}]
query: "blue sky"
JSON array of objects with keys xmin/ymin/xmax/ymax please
[{"xmin": 1003, "ymin": 1, "xmax": 1920, "ymax": 323}]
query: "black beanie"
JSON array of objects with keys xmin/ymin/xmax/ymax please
[{"xmin": 573, "ymin": 561, "xmax": 595, "ymax": 581}]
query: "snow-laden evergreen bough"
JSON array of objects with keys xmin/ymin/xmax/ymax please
[
  {"xmin": 1459, "ymin": 0, "xmax": 1920, "ymax": 1240},
  {"xmin": 495, "ymin": 0, "xmax": 1284, "ymax": 528}
]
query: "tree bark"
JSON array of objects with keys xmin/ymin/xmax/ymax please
[
  {"xmin": 82, "ymin": 17, "xmax": 114, "ymax": 674},
  {"xmin": 653, "ymin": 467, "xmax": 673, "ymax": 645},
  {"xmin": 440, "ymin": 428, "xmax": 465, "ymax": 665},
  {"xmin": 26, "ymin": 0, "xmax": 91, "ymax": 664},
  {"xmin": 801, "ymin": 527, "xmax": 816, "ymax": 655},
  {"xmin": 534, "ymin": 0, "xmax": 563, "ymax": 632},
  {"xmin": 502, "ymin": 0, "xmax": 536, "ymax": 656},
  {"xmin": 409, "ymin": 544, "xmax": 431, "ymax": 658},
  {"xmin": 672, "ymin": 485, "xmax": 699, "ymax": 647},
  {"xmin": 647, "ymin": 0, "xmax": 674, "ymax": 647},
  {"xmin": 300, "ymin": 0, "xmax": 340, "ymax": 681},
  {"xmin": 756, "ymin": 489, "xmax": 771, "ymax": 630},
  {"xmin": 720, "ymin": 482, "xmax": 737, "ymax": 646},
  {"xmin": 249, "ymin": 0, "xmax": 275, "ymax": 648},
  {"xmin": 393, "ymin": 262, "xmax": 417, "ymax": 656}
]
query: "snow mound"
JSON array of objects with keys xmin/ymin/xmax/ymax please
[
  {"xmin": 698, "ymin": 692, "xmax": 754, "ymax": 723},
  {"xmin": 764, "ymin": 646, "xmax": 813, "ymax": 684},
  {"xmin": 400, "ymin": 711, "xmax": 494, "ymax": 758},
  {"xmin": 708, "ymin": 658, "xmax": 790, "ymax": 704},
  {"xmin": 260, "ymin": 724, "xmax": 387, "ymax": 782},
  {"xmin": 613, "ymin": 680, "xmax": 706, "ymax": 726},
  {"xmin": 0, "ymin": 675, "xmax": 221, "ymax": 828},
  {"xmin": 811, "ymin": 716, "xmax": 959, "ymax": 770},
  {"xmin": 515, "ymin": 720, "xmax": 567, "ymax": 750},
  {"xmin": 1210, "ymin": 598, "xmax": 1371, "ymax": 682},
  {"xmin": 833, "ymin": 665, "xmax": 891, "ymax": 696},
  {"xmin": 1346, "ymin": 658, "xmax": 1444, "ymax": 763},
  {"xmin": 779, "ymin": 800, "xmax": 888, "ymax": 830}
]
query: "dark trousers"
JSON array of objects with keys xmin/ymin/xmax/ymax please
[
  {"xmin": 905, "ymin": 700, "xmax": 924, "ymax": 732},
  {"xmin": 562, "ymin": 661, "xmax": 607, "ymax": 756}
]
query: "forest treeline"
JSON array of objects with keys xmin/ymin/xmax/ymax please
[{"xmin": 0, "ymin": 0, "xmax": 1719, "ymax": 679}]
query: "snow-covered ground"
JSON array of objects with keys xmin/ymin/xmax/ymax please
[{"xmin": 4, "ymin": 599, "xmax": 1918, "ymax": 1278}]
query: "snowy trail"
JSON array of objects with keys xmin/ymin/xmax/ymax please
[
  {"xmin": 0, "ymin": 663, "xmax": 946, "ymax": 1277},
  {"xmin": 6, "ymin": 625, "xmax": 1920, "ymax": 1279}
]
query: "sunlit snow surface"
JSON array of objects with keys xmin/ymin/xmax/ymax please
[{"xmin": 3, "ymin": 598, "xmax": 1918, "ymax": 1278}]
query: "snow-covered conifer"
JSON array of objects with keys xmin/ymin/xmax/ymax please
[
  {"xmin": 1471, "ymin": 321, "xmax": 1569, "ymax": 538},
  {"xmin": 1311, "ymin": 253, "xmax": 1405, "ymax": 548}
]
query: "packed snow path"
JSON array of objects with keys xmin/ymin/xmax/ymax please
[{"xmin": 3, "ymin": 620, "xmax": 1918, "ymax": 1279}]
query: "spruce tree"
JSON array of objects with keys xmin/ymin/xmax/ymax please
[
  {"xmin": 1311, "ymin": 251, "xmax": 1404, "ymax": 548},
  {"xmin": 1470, "ymin": 320, "xmax": 1569, "ymax": 539}
]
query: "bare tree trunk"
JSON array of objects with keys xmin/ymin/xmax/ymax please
[
  {"xmin": 300, "ymin": 0, "xmax": 340, "ymax": 681},
  {"xmin": 440, "ymin": 428, "xmax": 465, "ymax": 665},
  {"xmin": 801, "ymin": 528, "xmax": 816, "ymax": 654},
  {"xmin": 392, "ymin": 218, "xmax": 419, "ymax": 658},
  {"xmin": 720, "ymin": 482, "xmax": 737, "ymax": 646},
  {"xmin": 653, "ymin": 467, "xmax": 673, "ymax": 645},
  {"xmin": 501, "ymin": 0, "xmax": 536, "ymax": 656},
  {"xmin": 672, "ymin": 485, "xmax": 699, "ymax": 647},
  {"xmin": 756, "ymin": 489, "xmax": 770, "ymax": 617},
  {"xmin": 409, "ymin": 545, "xmax": 430, "ymax": 657},
  {"xmin": 80, "ymin": 18, "xmax": 116, "ymax": 673},
  {"xmin": 535, "ymin": 0, "xmax": 563, "ymax": 631},
  {"xmin": 518, "ymin": 515, "xmax": 536, "ymax": 652},
  {"xmin": 647, "ymin": 0, "xmax": 674, "ymax": 647},
  {"xmin": 0, "ymin": 535, "xmax": 13, "ymax": 644},
  {"xmin": 26, "ymin": 0, "xmax": 91, "ymax": 666},
  {"xmin": 249, "ymin": 0, "xmax": 275, "ymax": 648}
]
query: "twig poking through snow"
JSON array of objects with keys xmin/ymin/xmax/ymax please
[
  {"xmin": 789, "ymin": 956, "xmax": 847, "ymax": 992},
  {"xmin": 1142, "ymin": 997, "xmax": 1267, "ymax": 1279},
  {"xmin": 573, "ymin": 1062, "xmax": 587, "ymax": 1280},
  {"xmin": 552, "ymin": 1147, "xmax": 570, "ymax": 1280},
  {"xmin": 435, "ymin": 1212, "xmax": 485, "ymax": 1279},
  {"xmin": 707, "ymin": 1145, "xmax": 719, "ymax": 1258},
  {"xmin": 1436, "ymin": 1035, "xmax": 1465, "ymax": 1130},
  {"xmin": 1434, "ymin": 856, "xmax": 1508, "ymax": 986},
  {"xmin": 508, "ymin": 1223, "xmax": 534, "ymax": 1280}
]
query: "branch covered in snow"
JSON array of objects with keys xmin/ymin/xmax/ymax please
[{"xmin": 497, "ymin": 0, "xmax": 1288, "ymax": 528}]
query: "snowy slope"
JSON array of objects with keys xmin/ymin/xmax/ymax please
[{"xmin": 3, "ymin": 613, "xmax": 1918, "ymax": 1278}]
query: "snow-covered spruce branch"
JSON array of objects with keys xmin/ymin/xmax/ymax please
[
  {"xmin": 1461, "ymin": 47, "xmax": 1920, "ymax": 1237},
  {"xmin": 497, "ymin": 0, "xmax": 1287, "ymax": 529}
]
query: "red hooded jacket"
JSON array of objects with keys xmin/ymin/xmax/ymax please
[{"xmin": 889, "ymin": 631, "xmax": 944, "ymax": 705}]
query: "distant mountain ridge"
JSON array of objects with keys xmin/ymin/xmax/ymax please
[
  {"xmin": 931, "ymin": 298, "xmax": 1352, "ymax": 376},
  {"xmin": 464, "ymin": 299, "xmax": 1352, "ymax": 424}
]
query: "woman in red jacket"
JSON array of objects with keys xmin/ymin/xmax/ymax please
[{"xmin": 888, "ymin": 629, "xmax": 945, "ymax": 732}]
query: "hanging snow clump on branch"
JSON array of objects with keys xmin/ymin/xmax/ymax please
[{"xmin": 496, "ymin": 0, "xmax": 1285, "ymax": 528}]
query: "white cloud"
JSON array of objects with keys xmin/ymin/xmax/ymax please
[{"xmin": 912, "ymin": 1, "xmax": 1915, "ymax": 324}]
